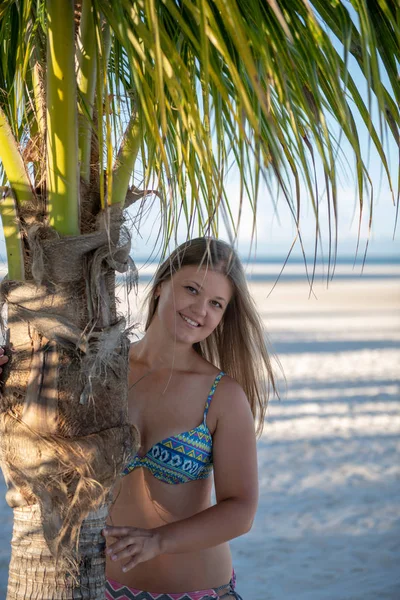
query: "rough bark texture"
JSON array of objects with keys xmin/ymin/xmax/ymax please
[
  {"xmin": 7, "ymin": 504, "xmax": 109, "ymax": 599},
  {"xmin": 0, "ymin": 205, "xmax": 139, "ymax": 597}
]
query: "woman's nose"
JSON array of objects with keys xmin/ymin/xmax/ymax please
[{"xmin": 191, "ymin": 297, "xmax": 207, "ymax": 316}]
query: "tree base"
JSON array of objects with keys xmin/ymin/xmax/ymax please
[{"xmin": 7, "ymin": 504, "xmax": 109, "ymax": 600}]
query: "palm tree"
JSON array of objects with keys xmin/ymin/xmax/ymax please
[{"xmin": 0, "ymin": 0, "xmax": 398, "ymax": 598}]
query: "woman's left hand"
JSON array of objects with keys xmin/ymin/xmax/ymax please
[{"xmin": 103, "ymin": 526, "xmax": 162, "ymax": 572}]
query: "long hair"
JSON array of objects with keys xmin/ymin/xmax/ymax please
[{"xmin": 144, "ymin": 237, "xmax": 278, "ymax": 436}]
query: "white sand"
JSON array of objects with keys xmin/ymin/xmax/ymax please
[
  {"xmin": 230, "ymin": 278, "xmax": 400, "ymax": 600},
  {"xmin": 0, "ymin": 275, "xmax": 399, "ymax": 599}
]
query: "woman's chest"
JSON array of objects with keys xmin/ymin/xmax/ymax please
[{"xmin": 127, "ymin": 372, "xmax": 216, "ymax": 450}]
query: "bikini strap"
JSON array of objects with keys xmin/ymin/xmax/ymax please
[{"xmin": 203, "ymin": 371, "xmax": 225, "ymax": 422}]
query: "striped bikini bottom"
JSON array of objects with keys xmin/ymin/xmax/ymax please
[{"xmin": 105, "ymin": 571, "xmax": 243, "ymax": 599}]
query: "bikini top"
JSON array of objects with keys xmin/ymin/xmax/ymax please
[{"xmin": 122, "ymin": 371, "xmax": 225, "ymax": 485}]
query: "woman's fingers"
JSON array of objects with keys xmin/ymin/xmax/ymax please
[
  {"xmin": 104, "ymin": 526, "xmax": 161, "ymax": 571},
  {"xmin": 103, "ymin": 526, "xmax": 136, "ymax": 538},
  {"xmin": 122, "ymin": 557, "xmax": 139, "ymax": 572},
  {"xmin": 106, "ymin": 539, "xmax": 144, "ymax": 572},
  {"xmin": 104, "ymin": 526, "xmax": 153, "ymax": 536},
  {"xmin": 106, "ymin": 537, "xmax": 135, "ymax": 556},
  {"xmin": 110, "ymin": 544, "xmax": 139, "ymax": 561}
]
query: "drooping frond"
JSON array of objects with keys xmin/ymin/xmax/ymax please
[
  {"xmin": 96, "ymin": 0, "xmax": 399, "ymax": 259},
  {"xmin": 0, "ymin": 0, "xmax": 398, "ymax": 259}
]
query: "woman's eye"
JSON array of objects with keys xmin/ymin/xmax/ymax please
[
  {"xmin": 185, "ymin": 286, "xmax": 197, "ymax": 294},
  {"xmin": 211, "ymin": 300, "xmax": 222, "ymax": 309}
]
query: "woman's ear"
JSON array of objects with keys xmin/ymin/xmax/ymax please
[{"xmin": 154, "ymin": 283, "xmax": 162, "ymax": 299}]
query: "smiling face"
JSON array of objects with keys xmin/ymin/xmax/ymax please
[{"xmin": 153, "ymin": 264, "xmax": 233, "ymax": 345}]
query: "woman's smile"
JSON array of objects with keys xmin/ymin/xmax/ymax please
[{"xmin": 179, "ymin": 313, "xmax": 202, "ymax": 328}]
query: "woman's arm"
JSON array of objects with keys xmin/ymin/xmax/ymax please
[
  {"xmin": 157, "ymin": 377, "xmax": 259, "ymax": 551},
  {"xmin": 103, "ymin": 377, "xmax": 259, "ymax": 571}
]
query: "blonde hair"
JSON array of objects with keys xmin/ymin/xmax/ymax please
[{"xmin": 144, "ymin": 238, "xmax": 278, "ymax": 436}]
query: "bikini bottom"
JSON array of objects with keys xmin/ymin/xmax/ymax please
[{"xmin": 105, "ymin": 570, "xmax": 243, "ymax": 599}]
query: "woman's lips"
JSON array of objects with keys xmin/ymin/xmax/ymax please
[{"xmin": 179, "ymin": 313, "xmax": 201, "ymax": 327}]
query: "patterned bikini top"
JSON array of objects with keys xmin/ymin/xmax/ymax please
[{"xmin": 122, "ymin": 371, "xmax": 225, "ymax": 484}]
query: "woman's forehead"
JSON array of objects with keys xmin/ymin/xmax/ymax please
[
  {"xmin": 174, "ymin": 264, "xmax": 232, "ymax": 294},
  {"xmin": 175, "ymin": 263, "xmax": 225, "ymax": 278}
]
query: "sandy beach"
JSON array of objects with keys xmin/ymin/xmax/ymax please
[
  {"xmin": 230, "ymin": 277, "xmax": 400, "ymax": 600},
  {"xmin": 0, "ymin": 271, "xmax": 399, "ymax": 599}
]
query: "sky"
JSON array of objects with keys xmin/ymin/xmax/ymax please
[
  {"xmin": 126, "ymin": 39, "xmax": 399, "ymax": 262},
  {"xmin": 127, "ymin": 160, "xmax": 399, "ymax": 261},
  {"xmin": 127, "ymin": 137, "xmax": 399, "ymax": 262},
  {"xmin": 126, "ymin": 8, "xmax": 399, "ymax": 262}
]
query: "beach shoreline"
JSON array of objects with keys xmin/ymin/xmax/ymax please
[{"xmin": 1, "ymin": 275, "xmax": 399, "ymax": 599}]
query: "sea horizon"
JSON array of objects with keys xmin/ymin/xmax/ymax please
[{"xmin": 123, "ymin": 253, "xmax": 400, "ymax": 284}]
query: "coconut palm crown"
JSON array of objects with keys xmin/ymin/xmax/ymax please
[{"xmin": 0, "ymin": 0, "xmax": 398, "ymax": 598}]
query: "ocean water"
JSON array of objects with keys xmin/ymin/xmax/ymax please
[
  {"xmin": 128, "ymin": 255, "xmax": 400, "ymax": 284},
  {"xmin": 1, "ymin": 254, "xmax": 399, "ymax": 284}
]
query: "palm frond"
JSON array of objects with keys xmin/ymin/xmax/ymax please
[
  {"xmin": 96, "ymin": 0, "xmax": 398, "ymax": 258},
  {"xmin": 0, "ymin": 0, "xmax": 398, "ymax": 258}
]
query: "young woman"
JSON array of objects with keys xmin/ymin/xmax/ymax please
[
  {"xmin": 103, "ymin": 237, "xmax": 277, "ymax": 600},
  {"xmin": 0, "ymin": 237, "xmax": 276, "ymax": 600}
]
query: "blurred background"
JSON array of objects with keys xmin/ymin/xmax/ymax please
[{"xmin": 1, "ymin": 240, "xmax": 399, "ymax": 599}]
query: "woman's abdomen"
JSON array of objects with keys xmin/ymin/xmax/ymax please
[{"xmin": 106, "ymin": 468, "xmax": 233, "ymax": 592}]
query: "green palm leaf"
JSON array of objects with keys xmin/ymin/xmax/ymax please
[{"xmin": 0, "ymin": 0, "xmax": 398, "ymax": 262}]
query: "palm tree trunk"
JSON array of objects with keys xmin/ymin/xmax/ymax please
[
  {"xmin": 0, "ymin": 211, "xmax": 139, "ymax": 598},
  {"xmin": 7, "ymin": 504, "xmax": 108, "ymax": 600}
]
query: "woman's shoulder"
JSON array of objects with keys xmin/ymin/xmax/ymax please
[
  {"xmin": 189, "ymin": 355, "xmax": 244, "ymax": 396},
  {"xmin": 181, "ymin": 356, "xmax": 246, "ymax": 406},
  {"xmin": 207, "ymin": 373, "xmax": 254, "ymax": 438},
  {"xmin": 205, "ymin": 370, "xmax": 249, "ymax": 418},
  {"xmin": 217, "ymin": 373, "xmax": 247, "ymax": 403}
]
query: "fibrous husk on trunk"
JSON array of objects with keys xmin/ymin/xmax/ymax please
[{"xmin": 0, "ymin": 206, "xmax": 139, "ymax": 589}]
